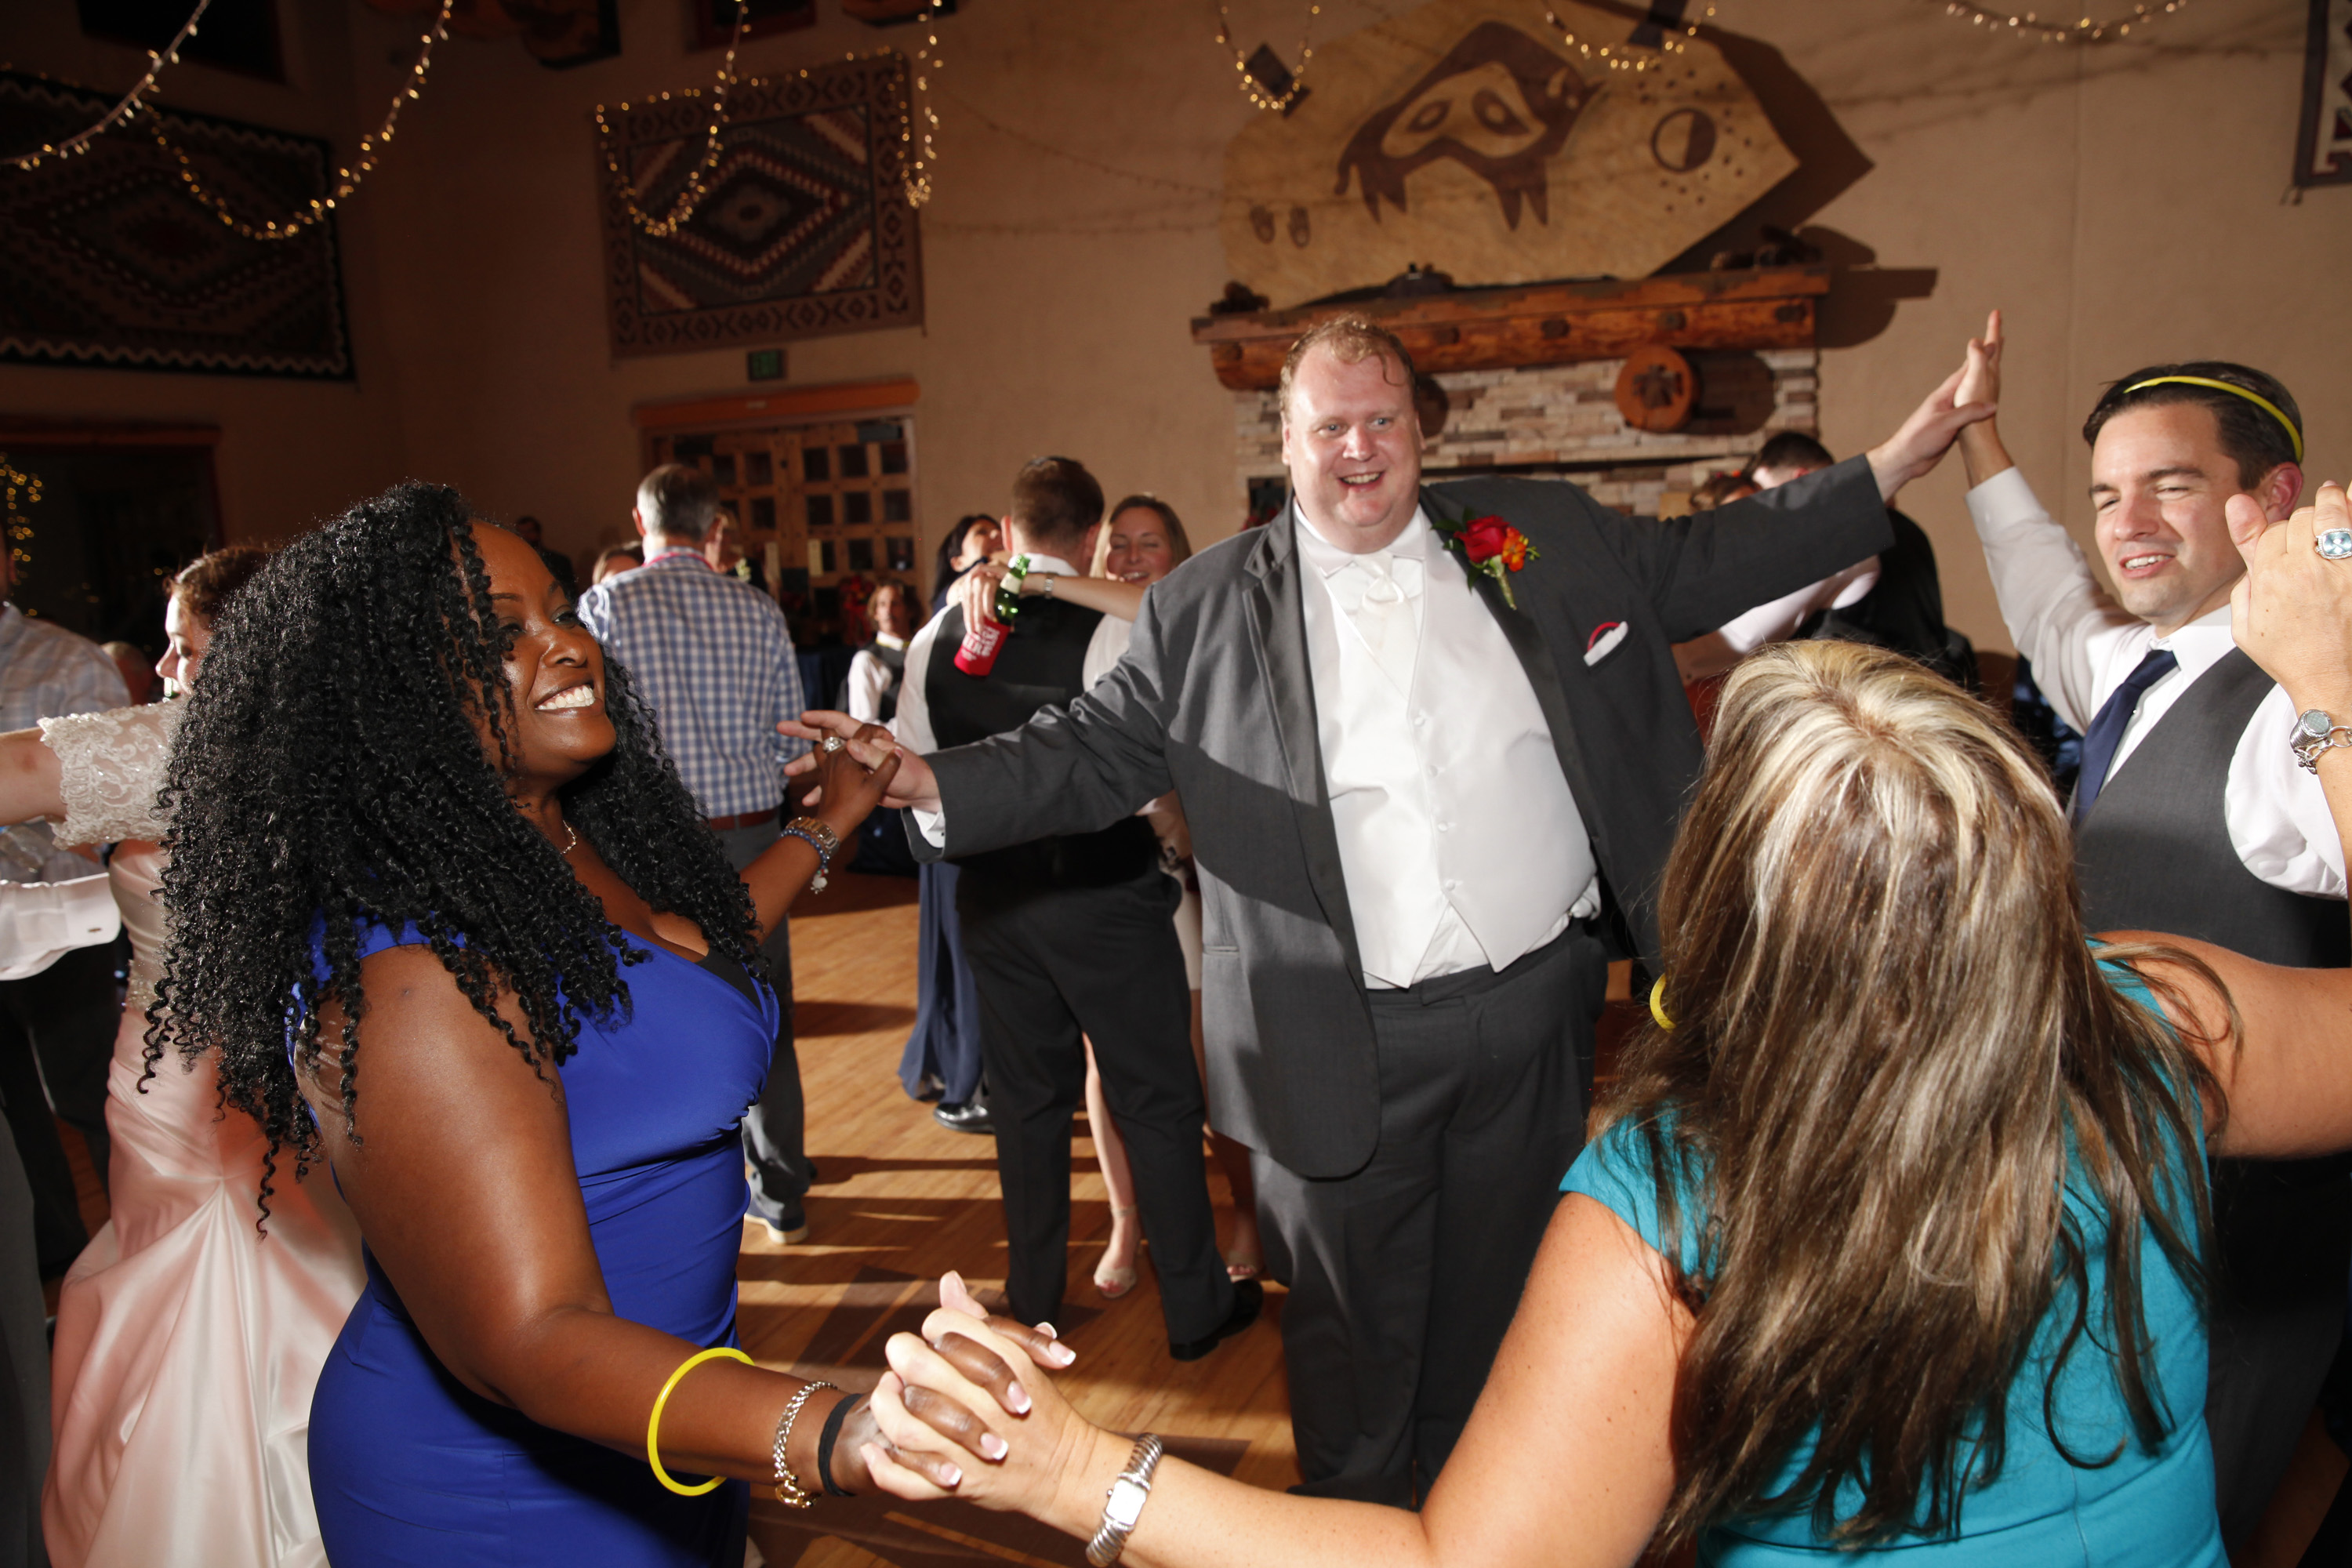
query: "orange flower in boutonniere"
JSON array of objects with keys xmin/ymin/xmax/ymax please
[{"xmin": 1433, "ymin": 506, "xmax": 1539, "ymax": 609}]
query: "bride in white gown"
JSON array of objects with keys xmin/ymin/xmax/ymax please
[{"xmin": 1, "ymin": 549, "xmax": 363, "ymax": 1568}]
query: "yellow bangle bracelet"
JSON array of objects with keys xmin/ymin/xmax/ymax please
[
  {"xmin": 648, "ymin": 1345, "xmax": 754, "ymax": 1497},
  {"xmin": 1649, "ymin": 975, "xmax": 1675, "ymax": 1031}
]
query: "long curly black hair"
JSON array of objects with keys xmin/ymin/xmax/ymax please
[{"xmin": 148, "ymin": 482, "xmax": 760, "ymax": 1203}]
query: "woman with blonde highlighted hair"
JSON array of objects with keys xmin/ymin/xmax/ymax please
[{"xmin": 858, "ymin": 474, "xmax": 2352, "ymax": 1563}]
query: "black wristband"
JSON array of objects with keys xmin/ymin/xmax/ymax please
[{"xmin": 818, "ymin": 1391, "xmax": 861, "ymax": 1496}]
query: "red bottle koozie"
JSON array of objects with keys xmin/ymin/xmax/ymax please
[{"xmin": 954, "ymin": 617, "xmax": 1008, "ymax": 676}]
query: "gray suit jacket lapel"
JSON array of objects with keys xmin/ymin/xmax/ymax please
[{"xmin": 1244, "ymin": 506, "xmax": 1363, "ymax": 976}]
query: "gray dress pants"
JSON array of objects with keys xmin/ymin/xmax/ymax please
[
  {"xmin": 1254, "ymin": 923, "xmax": 1605, "ymax": 1507},
  {"xmin": 717, "ymin": 819, "xmax": 810, "ymax": 1226}
]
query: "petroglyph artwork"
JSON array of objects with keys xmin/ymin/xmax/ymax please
[{"xmin": 1222, "ymin": 0, "xmax": 1796, "ymax": 305}]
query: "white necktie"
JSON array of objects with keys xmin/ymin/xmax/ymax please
[{"xmin": 1349, "ymin": 552, "xmax": 1417, "ymax": 692}]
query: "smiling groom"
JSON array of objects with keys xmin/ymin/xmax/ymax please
[{"xmin": 801, "ymin": 318, "xmax": 1987, "ymax": 1504}]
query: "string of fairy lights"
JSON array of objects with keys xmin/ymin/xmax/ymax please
[
  {"xmin": 902, "ymin": 0, "xmax": 947, "ymax": 208},
  {"xmin": 7, "ymin": 0, "xmax": 2198, "ymax": 241},
  {"xmin": 594, "ymin": 0, "xmax": 945, "ymax": 230},
  {"xmin": 1215, "ymin": 3, "xmax": 1318, "ymax": 113},
  {"xmin": 164, "ymin": 0, "xmax": 455, "ymax": 241},
  {"xmin": 593, "ymin": 0, "xmax": 749, "ymax": 238},
  {"xmin": 4, "ymin": 0, "xmax": 212, "ymax": 172},
  {"xmin": 1541, "ymin": 2, "xmax": 1715, "ymax": 74},
  {"xmin": 0, "ymin": 456, "xmax": 38, "ymax": 586},
  {"xmin": 1928, "ymin": 0, "xmax": 2188, "ymax": 43}
]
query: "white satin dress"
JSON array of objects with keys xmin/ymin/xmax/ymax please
[{"xmin": 36, "ymin": 702, "xmax": 364, "ymax": 1568}]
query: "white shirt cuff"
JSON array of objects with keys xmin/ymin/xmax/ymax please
[
  {"xmin": 0, "ymin": 873, "xmax": 119, "ymax": 981},
  {"xmin": 913, "ymin": 806, "xmax": 946, "ymax": 848},
  {"xmin": 1964, "ymin": 465, "xmax": 2044, "ymax": 531}
]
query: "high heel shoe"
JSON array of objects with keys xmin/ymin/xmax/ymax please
[{"xmin": 1094, "ymin": 1205, "xmax": 1140, "ymax": 1299}]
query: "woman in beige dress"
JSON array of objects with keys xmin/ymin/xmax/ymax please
[{"xmin": 0, "ymin": 548, "xmax": 365, "ymax": 1568}]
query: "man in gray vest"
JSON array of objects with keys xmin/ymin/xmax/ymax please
[
  {"xmin": 894, "ymin": 457, "xmax": 1244, "ymax": 1361},
  {"xmin": 1956, "ymin": 314, "xmax": 2339, "ymax": 1545}
]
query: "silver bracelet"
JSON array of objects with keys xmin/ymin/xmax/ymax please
[
  {"xmin": 1085, "ymin": 1432, "xmax": 1164, "ymax": 1567},
  {"xmin": 2294, "ymin": 710, "xmax": 2352, "ymax": 773},
  {"xmin": 1038, "ymin": 572, "xmax": 1058, "ymax": 598},
  {"xmin": 771, "ymin": 1379, "xmax": 837, "ymax": 1508}
]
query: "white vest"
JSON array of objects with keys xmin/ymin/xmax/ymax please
[{"xmin": 1300, "ymin": 510, "xmax": 1596, "ymax": 987}]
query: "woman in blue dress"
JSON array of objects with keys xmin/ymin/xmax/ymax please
[
  {"xmin": 146, "ymin": 485, "xmax": 1054, "ymax": 1567},
  {"xmin": 853, "ymin": 483, "xmax": 2352, "ymax": 1564}
]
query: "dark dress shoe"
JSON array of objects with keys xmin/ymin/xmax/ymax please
[
  {"xmin": 934, "ymin": 1100, "xmax": 993, "ymax": 1135},
  {"xmin": 1169, "ymin": 1278, "xmax": 1263, "ymax": 1362}
]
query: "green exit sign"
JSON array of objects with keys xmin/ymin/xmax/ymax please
[{"xmin": 746, "ymin": 348, "xmax": 786, "ymax": 382}]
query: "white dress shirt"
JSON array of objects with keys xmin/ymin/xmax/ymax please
[
  {"xmin": 847, "ymin": 631, "xmax": 909, "ymax": 724},
  {"xmin": 0, "ymin": 873, "xmax": 118, "ymax": 981},
  {"xmin": 899, "ymin": 554, "xmax": 1131, "ymax": 832},
  {"xmin": 1967, "ymin": 466, "xmax": 2343, "ymax": 897},
  {"xmin": 1295, "ymin": 508, "xmax": 1597, "ymax": 987}
]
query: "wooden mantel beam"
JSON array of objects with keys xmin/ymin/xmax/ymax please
[{"xmin": 1189, "ymin": 266, "xmax": 1831, "ymax": 393}]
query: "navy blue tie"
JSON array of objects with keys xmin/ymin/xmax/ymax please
[{"xmin": 2070, "ymin": 648, "xmax": 2177, "ymax": 826}]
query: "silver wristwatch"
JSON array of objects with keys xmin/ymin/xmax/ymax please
[
  {"xmin": 2293, "ymin": 710, "xmax": 2352, "ymax": 774},
  {"xmin": 1084, "ymin": 1433, "xmax": 1165, "ymax": 1567}
]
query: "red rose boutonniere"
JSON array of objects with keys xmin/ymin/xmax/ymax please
[{"xmin": 1432, "ymin": 505, "xmax": 1538, "ymax": 609}]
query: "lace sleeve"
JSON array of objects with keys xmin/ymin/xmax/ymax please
[{"xmin": 41, "ymin": 702, "xmax": 184, "ymax": 846}]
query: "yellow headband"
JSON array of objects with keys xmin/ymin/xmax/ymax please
[{"xmin": 2122, "ymin": 375, "xmax": 2304, "ymax": 465}]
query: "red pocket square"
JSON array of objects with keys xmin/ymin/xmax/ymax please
[{"xmin": 1584, "ymin": 621, "xmax": 1628, "ymax": 666}]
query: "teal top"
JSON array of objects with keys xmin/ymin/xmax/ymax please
[{"xmin": 1561, "ymin": 958, "xmax": 2226, "ymax": 1566}]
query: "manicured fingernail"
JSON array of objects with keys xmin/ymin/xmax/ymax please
[
  {"xmin": 981, "ymin": 1432, "xmax": 1008, "ymax": 1460},
  {"xmin": 1007, "ymin": 1381, "xmax": 1032, "ymax": 1414},
  {"xmin": 1048, "ymin": 1341, "xmax": 1076, "ymax": 1366},
  {"xmin": 941, "ymin": 1465, "xmax": 963, "ymax": 1486},
  {"xmin": 1037, "ymin": 1322, "xmax": 1058, "ymax": 1338}
]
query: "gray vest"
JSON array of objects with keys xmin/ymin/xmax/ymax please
[{"xmin": 2076, "ymin": 648, "xmax": 2350, "ymax": 968}]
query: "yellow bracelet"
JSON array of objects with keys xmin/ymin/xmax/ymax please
[
  {"xmin": 1649, "ymin": 975, "xmax": 1675, "ymax": 1031},
  {"xmin": 648, "ymin": 1345, "xmax": 754, "ymax": 1497}
]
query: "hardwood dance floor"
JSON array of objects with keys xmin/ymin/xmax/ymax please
[{"xmin": 741, "ymin": 870, "xmax": 1294, "ymax": 1568}]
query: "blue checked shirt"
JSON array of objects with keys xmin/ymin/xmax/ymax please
[
  {"xmin": 575, "ymin": 550, "xmax": 810, "ymax": 820},
  {"xmin": 0, "ymin": 606, "xmax": 130, "ymax": 879}
]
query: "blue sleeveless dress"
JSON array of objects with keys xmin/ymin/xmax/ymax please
[
  {"xmin": 307, "ymin": 920, "xmax": 777, "ymax": 1567},
  {"xmin": 1563, "ymin": 958, "xmax": 2226, "ymax": 1565}
]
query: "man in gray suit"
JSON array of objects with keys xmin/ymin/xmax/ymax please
[{"xmin": 795, "ymin": 318, "xmax": 1987, "ymax": 1504}]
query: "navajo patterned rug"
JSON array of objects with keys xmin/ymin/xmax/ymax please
[
  {"xmin": 597, "ymin": 53, "xmax": 923, "ymax": 358},
  {"xmin": 0, "ymin": 72, "xmax": 352, "ymax": 379}
]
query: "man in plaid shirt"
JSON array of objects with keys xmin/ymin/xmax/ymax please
[{"xmin": 576, "ymin": 465, "xmax": 817, "ymax": 1240}]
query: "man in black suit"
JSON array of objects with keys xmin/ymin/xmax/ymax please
[
  {"xmin": 892, "ymin": 457, "xmax": 1247, "ymax": 1360},
  {"xmin": 795, "ymin": 318, "xmax": 1986, "ymax": 1504}
]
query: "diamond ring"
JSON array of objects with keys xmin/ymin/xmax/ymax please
[
  {"xmin": 822, "ymin": 735, "xmax": 845, "ymax": 753},
  {"xmin": 2319, "ymin": 528, "xmax": 2352, "ymax": 561}
]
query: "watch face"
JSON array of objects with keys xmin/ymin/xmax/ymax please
[
  {"xmin": 1105, "ymin": 1476, "xmax": 1149, "ymax": 1530},
  {"xmin": 2302, "ymin": 710, "xmax": 2335, "ymax": 739}
]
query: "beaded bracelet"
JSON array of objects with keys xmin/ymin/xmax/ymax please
[{"xmin": 648, "ymin": 1346, "xmax": 753, "ymax": 1497}]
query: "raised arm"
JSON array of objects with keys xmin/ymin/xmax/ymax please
[
  {"xmin": 953, "ymin": 560, "xmax": 1148, "ymax": 629},
  {"xmin": 865, "ymin": 1193, "xmax": 1684, "ymax": 1568},
  {"xmin": 1952, "ymin": 311, "xmax": 2132, "ymax": 732},
  {"xmin": 738, "ymin": 739, "xmax": 901, "ymax": 938}
]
